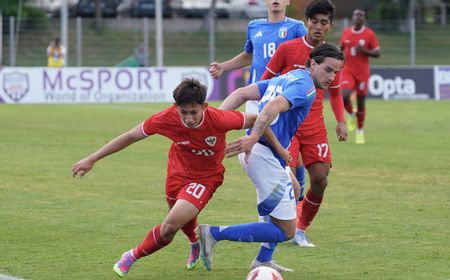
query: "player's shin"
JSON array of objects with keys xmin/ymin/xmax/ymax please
[
  {"xmin": 296, "ymin": 165, "xmax": 306, "ymax": 201},
  {"xmin": 209, "ymin": 222, "xmax": 288, "ymax": 243}
]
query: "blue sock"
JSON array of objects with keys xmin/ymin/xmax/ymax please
[
  {"xmin": 296, "ymin": 165, "xmax": 306, "ymax": 201},
  {"xmin": 209, "ymin": 222, "xmax": 288, "ymax": 243},
  {"xmin": 256, "ymin": 242, "xmax": 277, "ymax": 263}
]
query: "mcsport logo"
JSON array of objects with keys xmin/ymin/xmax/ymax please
[{"xmin": 2, "ymin": 71, "xmax": 29, "ymax": 102}]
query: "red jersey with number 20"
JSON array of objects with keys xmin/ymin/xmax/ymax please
[
  {"xmin": 340, "ymin": 26, "xmax": 379, "ymax": 79},
  {"xmin": 262, "ymin": 36, "xmax": 342, "ymax": 131},
  {"xmin": 141, "ymin": 105, "xmax": 245, "ymax": 179}
]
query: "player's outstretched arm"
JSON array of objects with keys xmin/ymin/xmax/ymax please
[
  {"xmin": 242, "ymin": 113, "xmax": 257, "ymax": 129},
  {"xmin": 209, "ymin": 52, "xmax": 252, "ymax": 79},
  {"xmin": 72, "ymin": 125, "xmax": 146, "ymax": 177},
  {"xmin": 219, "ymin": 83, "xmax": 260, "ymax": 111},
  {"xmin": 226, "ymin": 96, "xmax": 291, "ymax": 162}
]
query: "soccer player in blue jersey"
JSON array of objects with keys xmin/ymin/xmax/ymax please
[
  {"xmin": 198, "ymin": 43, "xmax": 345, "ymax": 273},
  {"xmin": 209, "ymin": 0, "xmax": 306, "ymax": 114},
  {"xmin": 209, "ymin": 0, "xmax": 307, "ymax": 228}
]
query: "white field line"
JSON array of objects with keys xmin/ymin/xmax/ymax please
[{"xmin": 0, "ymin": 274, "xmax": 26, "ymax": 280}]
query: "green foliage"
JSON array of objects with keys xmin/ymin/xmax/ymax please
[
  {"xmin": 0, "ymin": 0, "xmax": 48, "ymax": 29},
  {"xmin": 0, "ymin": 101, "xmax": 449, "ymax": 279},
  {"xmin": 369, "ymin": 0, "xmax": 407, "ymax": 19}
]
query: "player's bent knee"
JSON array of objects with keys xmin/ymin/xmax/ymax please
[
  {"xmin": 284, "ymin": 228, "xmax": 296, "ymax": 240},
  {"xmin": 160, "ymin": 222, "xmax": 180, "ymax": 239},
  {"xmin": 273, "ymin": 219, "xmax": 296, "ymax": 240}
]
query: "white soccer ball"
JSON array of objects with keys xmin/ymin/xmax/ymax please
[{"xmin": 246, "ymin": 266, "xmax": 284, "ymax": 280}]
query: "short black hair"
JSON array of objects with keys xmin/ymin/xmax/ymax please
[
  {"xmin": 305, "ymin": 43, "xmax": 344, "ymax": 67},
  {"xmin": 305, "ymin": 0, "xmax": 336, "ymax": 23},
  {"xmin": 172, "ymin": 78, "xmax": 207, "ymax": 106}
]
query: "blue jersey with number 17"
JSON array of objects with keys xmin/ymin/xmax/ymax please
[
  {"xmin": 244, "ymin": 17, "xmax": 306, "ymax": 84},
  {"xmin": 254, "ymin": 69, "xmax": 316, "ymax": 167}
]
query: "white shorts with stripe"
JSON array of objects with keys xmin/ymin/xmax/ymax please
[{"xmin": 238, "ymin": 143, "xmax": 296, "ymax": 221}]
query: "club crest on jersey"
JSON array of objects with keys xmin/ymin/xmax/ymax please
[
  {"xmin": 279, "ymin": 27, "xmax": 287, "ymax": 38},
  {"xmin": 205, "ymin": 136, "xmax": 217, "ymax": 146}
]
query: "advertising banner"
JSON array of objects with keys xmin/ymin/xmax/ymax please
[
  {"xmin": 212, "ymin": 67, "xmax": 440, "ymax": 101},
  {"xmin": 0, "ymin": 67, "xmax": 213, "ymax": 104},
  {"xmin": 435, "ymin": 66, "xmax": 450, "ymax": 100},
  {"xmin": 367, "ymin": 67, "xmax": 435, "ymax": 100}
]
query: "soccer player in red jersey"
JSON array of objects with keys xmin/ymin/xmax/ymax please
[
  {"xmin": 71, "ymin": 78, "xmax": 259, "ymax": 277},
  {"xmin": 261, "ymin": 0, "xmax": 347, "ymax": 247},
  {"xmin": 340, "ymin": 9, "xmax": 380, "ymax": 144}
]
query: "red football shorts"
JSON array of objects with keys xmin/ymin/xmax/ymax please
[
  {"xmin": 341, "ymin": 69, "xmax": 369, "ymax": 96},
  {"xmin": 165, "ymin": 174, "xmax": 224, "ymax": 211},
  {"xmin": 288, "ymin": 126, "xmax": 332, "ymax": 168}
]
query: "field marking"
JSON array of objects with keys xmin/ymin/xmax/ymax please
[{"xmin": 0, "ymin": 274, "xmax": 26, "ymax": 280}]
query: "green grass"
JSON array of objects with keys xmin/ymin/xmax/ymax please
[{"xmin": 1, "ymin": 101, "xmax": 449, "ymax": 279}]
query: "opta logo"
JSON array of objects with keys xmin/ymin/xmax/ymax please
[
  {"xmin": 368, "ymin": 74, "xmax": 416, "ymax": 99},
  {"xmin": 3, "ymin": 71, "xmax": 29, "ymax": 102}
]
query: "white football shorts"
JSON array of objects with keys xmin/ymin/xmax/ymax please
[{"xmin": 238, "ymin": 143, "xmax": 296, "ymax": 221}]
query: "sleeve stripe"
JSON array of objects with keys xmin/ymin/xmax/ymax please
[
  {"xmin": 266, "ymin": 67, "xmax": 277, "ymax": 75},
  {"xmin": 240, "ymin": 112, "xmax": 246, "ymax": 130},
  {"xmin": 140, "ymin": 122, "xmax": 149, "ymax": 136},
  {"xmin": 329, "ymin": 84, "xmax": 341, "ymax": 89},
  {"xmin": 306, "ymin": 85, "xmax": 316, "ymax": 97}
]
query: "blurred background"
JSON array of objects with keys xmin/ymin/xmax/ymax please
[{"xmin": 0, "ymin": 0, "xmax": 449, "ymax": 67}]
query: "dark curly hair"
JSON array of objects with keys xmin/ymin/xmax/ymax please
[
  {"xmin": 305, "ymin": 43, "xmax": 344, "ymax": 68},
  {"xmin": 305, "ymin": 0, "xmax": 336, "ymax": 23},
  {"xmin": 172, "ymin": 78, "xmax": 207, "ymax": 106}
]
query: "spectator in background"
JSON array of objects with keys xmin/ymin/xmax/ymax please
[
  {"xmin": 47, "ymin": 37, "xmax": 66, "ymax": 67},
  {"xmin": 134, "ymin": 43, "xmax": 147, "ymax": 67}
]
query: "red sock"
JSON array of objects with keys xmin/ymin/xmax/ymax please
[
  {"xmin": 344, "ymin": 99, "xmax": 353, "ymax": 115},
  {"xmin": 132, "ymin": 225, "xmax": 171, "ymax": 260},
  {"xmin": 296, "ymin": 190, "xmax": 323, "ymax": 230},
  {"xmin": 356, "ymin": 109, "xmax": 366, "ymax": 130},
  {"xmin": 181, "ymin": 217, "xmax": 198, "ymax": 243},
  {"xmin": 296, "ymin": 200, "xmax": 303, "ymax": 223}
]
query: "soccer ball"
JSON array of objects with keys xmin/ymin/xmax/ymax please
[{"xmin": 245, "ymin": 266, "xmax": 284, "ymax": 280}]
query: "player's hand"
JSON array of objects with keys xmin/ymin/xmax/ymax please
[
  {"xmin": 277, "ymin": 148, "xmax": 292, "ymax": 166},
  {"xmin": 209, "ymin": 62, "xmax": 224, "ymax": 79},
  {"xmin": 72, "ymin": 157, "xmax": 95, "ymax": 178},
  {"xmin": 225, "ymin": 135, "xmax": 258, "ymax": 163},
  {"xmin": 336, "ymin": 122, "xmax": 347, "ymax": 142},
  {"xmin": 355, "ymin": 45, "xmax": 365, "ymax": 53}
]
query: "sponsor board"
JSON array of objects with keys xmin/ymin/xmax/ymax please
[
  {"xmin": 214, "ymin": 67, "xmax": 441, "ymax": 101},
  {"xmin": 0, "ymin": 67, "xmax": 213, "ymax": 104},
  {"xmin": 435, "ymin": 66, "xmax": 450, "ymax": 100},
  {"xmin": 367, "ymin": 67, "xmax": 435, "ymax": 100}
]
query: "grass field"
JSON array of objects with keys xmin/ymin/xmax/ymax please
[{"xmin": 1, "ymin": 100, "xmax": 449, "ymax": 280}]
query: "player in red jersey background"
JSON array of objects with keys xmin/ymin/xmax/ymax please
[
  {"xmin": 261, "ymin": 0, "xmax": 347, "ymax": 248},
  {"xmin": 72, "ymin": 78, "xmax": 258, "ymax": 277},
  {"xmin": 340, "ymin": 9, "xmax": 380, "ymax": 144}
]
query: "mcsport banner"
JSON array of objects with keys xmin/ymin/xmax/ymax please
[{"xmin": 0, "ymin": 67, "xmax": 213, "ymax": 104}]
